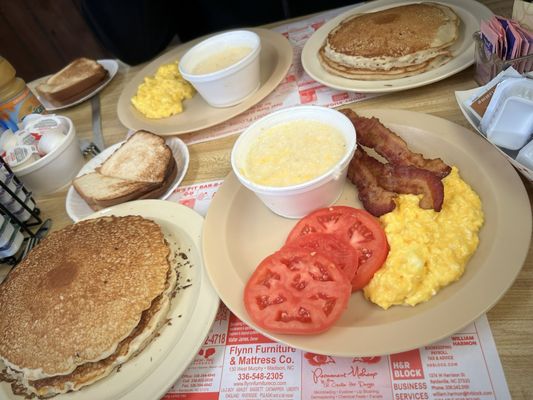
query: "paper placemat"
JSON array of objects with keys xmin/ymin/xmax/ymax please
[{"xmin": 163, "ymin": 181, "xmax": 511, "ymax": 400}]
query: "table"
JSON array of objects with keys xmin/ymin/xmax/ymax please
[{"xmin": 28, "ymin": 1, "xmax": 533, "ymax": 398}]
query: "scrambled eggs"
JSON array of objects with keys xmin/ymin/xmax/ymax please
[
  {"xmin": 131, "ymin": 61, "xmax": 195, "ymax": 119},
  {"xmin": 364, "ymin": 167, "xmax": 484, "ymax": 309}
]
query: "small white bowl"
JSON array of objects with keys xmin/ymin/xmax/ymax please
[
  {"xmin": 231, "ymin": 106, "xmax": 357, "ymax": 218},
  {"xmin": 179, "ymin": 30, "xmax": 261, "ymax": 108},
  {"xmin": 12, "ymin": 116, "xmax": 84, "ymax": 195}
]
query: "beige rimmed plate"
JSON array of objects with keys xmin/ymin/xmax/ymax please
[
  {"xmin": 0, "ymin": 200, "xmax": 219, "ymax": 400},
  {"xmin": 301, "ymin": 0, "xmax": 493, "ymax": 93},
  {"xmin": 202, "ymin": 109, "xmax": 531, "ymax": 357},
  {"xmin": 117, "ymin": 28, "xmax": 292, "ymax": 135},
  {"xmin": 28, "ymin": 59, "xmax": 119, "ymax": 111}
]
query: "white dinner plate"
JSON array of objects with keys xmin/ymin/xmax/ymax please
[
  {"xmin": 29, "ymin": 59, "xmax": 119, "ymax": 111},
  {"xmin": 66, "ymin": 136, "xmax": 189, "ymax": 221},
  {"xmin": 301, "ymin": 0, "xmax": 493, "ymax": 93},
  {"xmin": 202, "ymin": 109, "xmax": 531, "ymax": 357},
  {"xmin": 0, "ymin": 200, "xmax": 219, "ymax": 400}
]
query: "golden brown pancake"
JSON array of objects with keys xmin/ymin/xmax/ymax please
[
  {"xmin": 319, "ymin": 2, "xmax": 460, "ymax": 80},
  {"xmin": 14, "ymin": 262, "xmax": 178, "ymax": 398},
  {"xmin": 0, "ymin": 216, "xmax": 171, "ymax": 385}
]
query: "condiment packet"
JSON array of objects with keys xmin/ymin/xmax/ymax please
[{"xmin": 3, "ymin": 145, "xmax": 40, "ymax": 169}]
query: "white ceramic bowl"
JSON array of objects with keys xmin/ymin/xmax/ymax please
[
  {"xmin": 12, "ymin": 116, "xmax": 84, "ymax": 195},
  {"xmin": 231, "ymin": 106, "xmax": 357, "ymax": 218},
  {"xmin": 179, "ymin": 30, "xmax": 261, "ymax": 108}
]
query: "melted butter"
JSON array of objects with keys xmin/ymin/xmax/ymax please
[
  {"xmin": 193, "ymin": 46, "xmax": 252, "ymax": 74},
  {"xmin": 242, "ymin": 120, "xmax": 346, "ymax": 187}
]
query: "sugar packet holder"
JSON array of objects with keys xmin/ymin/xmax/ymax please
[{"xmin": 474, "ymin": 31, "xmax": 533, "ymax": 85}]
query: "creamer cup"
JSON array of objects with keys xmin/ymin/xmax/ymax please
[
  {"xmin": 38, "ymin": 131, "xmax": 66, "ymax": 155},
  {"xmin": 16, "ymin": 129, "xmax": 41, "ymax": 148},
  {"xmin": 25, "ymin": 115, "xmax": 68, "ymax": 135},
  {"xmin": 0, "ymin": 128, "xmax": 18, "ymax": 153},
  {"xmin": 4, "ymin": 145, "xmax": 40, "ymax": 169}
]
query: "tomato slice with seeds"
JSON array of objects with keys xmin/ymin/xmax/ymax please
[
  {"xmin": 243, "ymin": 247, "xmax": 351, "ymax": 335},
  {"xmin": 286, "ymin": 206, "xmax": 389, "ymax": 291},
  {"xmin": 284, "ymin": 233, "xmax": 358, "ymax": 282}
]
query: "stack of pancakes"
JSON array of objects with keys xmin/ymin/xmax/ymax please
[
  {"xmin": 0, "ymin": 216, "xmax": 176, "ymax": 398},
  {"xmin": 319, "ymin": 2, "xmax": 460, "ymax": 80}
]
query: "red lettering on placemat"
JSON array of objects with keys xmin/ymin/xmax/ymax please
[
  {"xmin": 390, "ymin": 350, "xmax": 425, "ymax": 380},
  {"xmin": 299, "ymin": 88, "xmax": 317, "ymax": 104},
  {"xmin": 332, "ymin": 93, "xmax": 349, "ymax": 102},
  {"xmin": 226, "ymin": 313, "xmax": 273, "ymax": 345},
  {"xmin": 163, "ymin": 392, "xmax": 218, "ymax": 400}
]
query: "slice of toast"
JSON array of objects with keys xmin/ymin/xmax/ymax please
[
  {"xmin": 98, "ymin": 131, "xmax": 172, "ymax": 184},
  {"xmin": 36, "ymin": 58, "xmax": 108, "ymax": 105},
  {"xmin": 73, "ymin": 144, "xmax": 178, "ymax": 211},
  {"xmin": 73, "ymin": 172, "xmax": 158, "ymax": 210}
]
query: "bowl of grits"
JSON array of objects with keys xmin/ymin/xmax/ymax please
[
  {"xmin": 179, "ymin": 30, "xmax": 261, "ymax": 108},
  {"xmin": 231, "ymin": 106, "xmax": 357, "ymax": 218}
]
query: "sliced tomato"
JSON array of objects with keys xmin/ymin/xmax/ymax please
[
  {"xmin": 244, "ymin": 247, "xmax": 351, "ymax": 335},
  {"xmin": 286, "ymin": 206, "xmax": 389, "ymax": 291},
  {"xmin": 284, "ymin": 233, "xmax": 358, "ymax": 282}
]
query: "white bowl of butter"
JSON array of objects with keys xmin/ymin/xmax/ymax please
[
  {"xmin": 231, "ymin": 106, "xmax": 357, "ymax": 218},
  {"xmin": 179, "ymin": 30, "xmax": 261, "ymax": 108}
]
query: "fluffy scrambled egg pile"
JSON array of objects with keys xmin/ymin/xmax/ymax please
[
  {"xmin": 364, "ymin": 166, "xmax": 484, "ymax": 309},
  {"xmin": 131, "ymin": 61, "xmax": 195, "ymax": 119}
]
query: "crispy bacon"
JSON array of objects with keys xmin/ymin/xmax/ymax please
[
  {"xmin": 340, "ymin": 109, "xmax": 451, "ymax": 179},
  {"xmin": 347, "ymin": 148, "xmax": 397, "ymax": 217},
  {"xmin": 348, "ymin": 147, "xmax": 445, "ymax": 216}
]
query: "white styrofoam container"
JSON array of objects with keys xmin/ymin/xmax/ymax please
[
  {"xmin": 480, "ymin": 77, "xmax": 533, "ymax": 150},
  {"xmin": 517, "ymin": 139, "xmax": 533, "ymax": 170},
  {"xmin": 231, "ymin": 106, "xmax": 357, "ymax": 219},
  {"xmin": 179, "ymin": 30, "xmax": 261, "ymax": 108},
  {"xmin": 12, "ymin": 116, "xmax": 84, "ymax": 195}
]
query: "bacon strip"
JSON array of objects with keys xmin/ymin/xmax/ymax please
[
  {"xmin": 340, "ymin": 109, "xmax": 451, "ymax": 179},
  {"xmin": 347, "ymin": 148, "xmax": 396, "ymax": 217},
  {"xmin": 348, "ymin": 147, "xmax": 445, "ymax": 216}
]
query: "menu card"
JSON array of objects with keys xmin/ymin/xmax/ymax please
[
  {"xmin": 163, "ymin": 182, "xmax": 511, "ymax": 400},
  {"xmin": 179, "ymin": 6, "xmax": 378, "ymax": 146}
]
